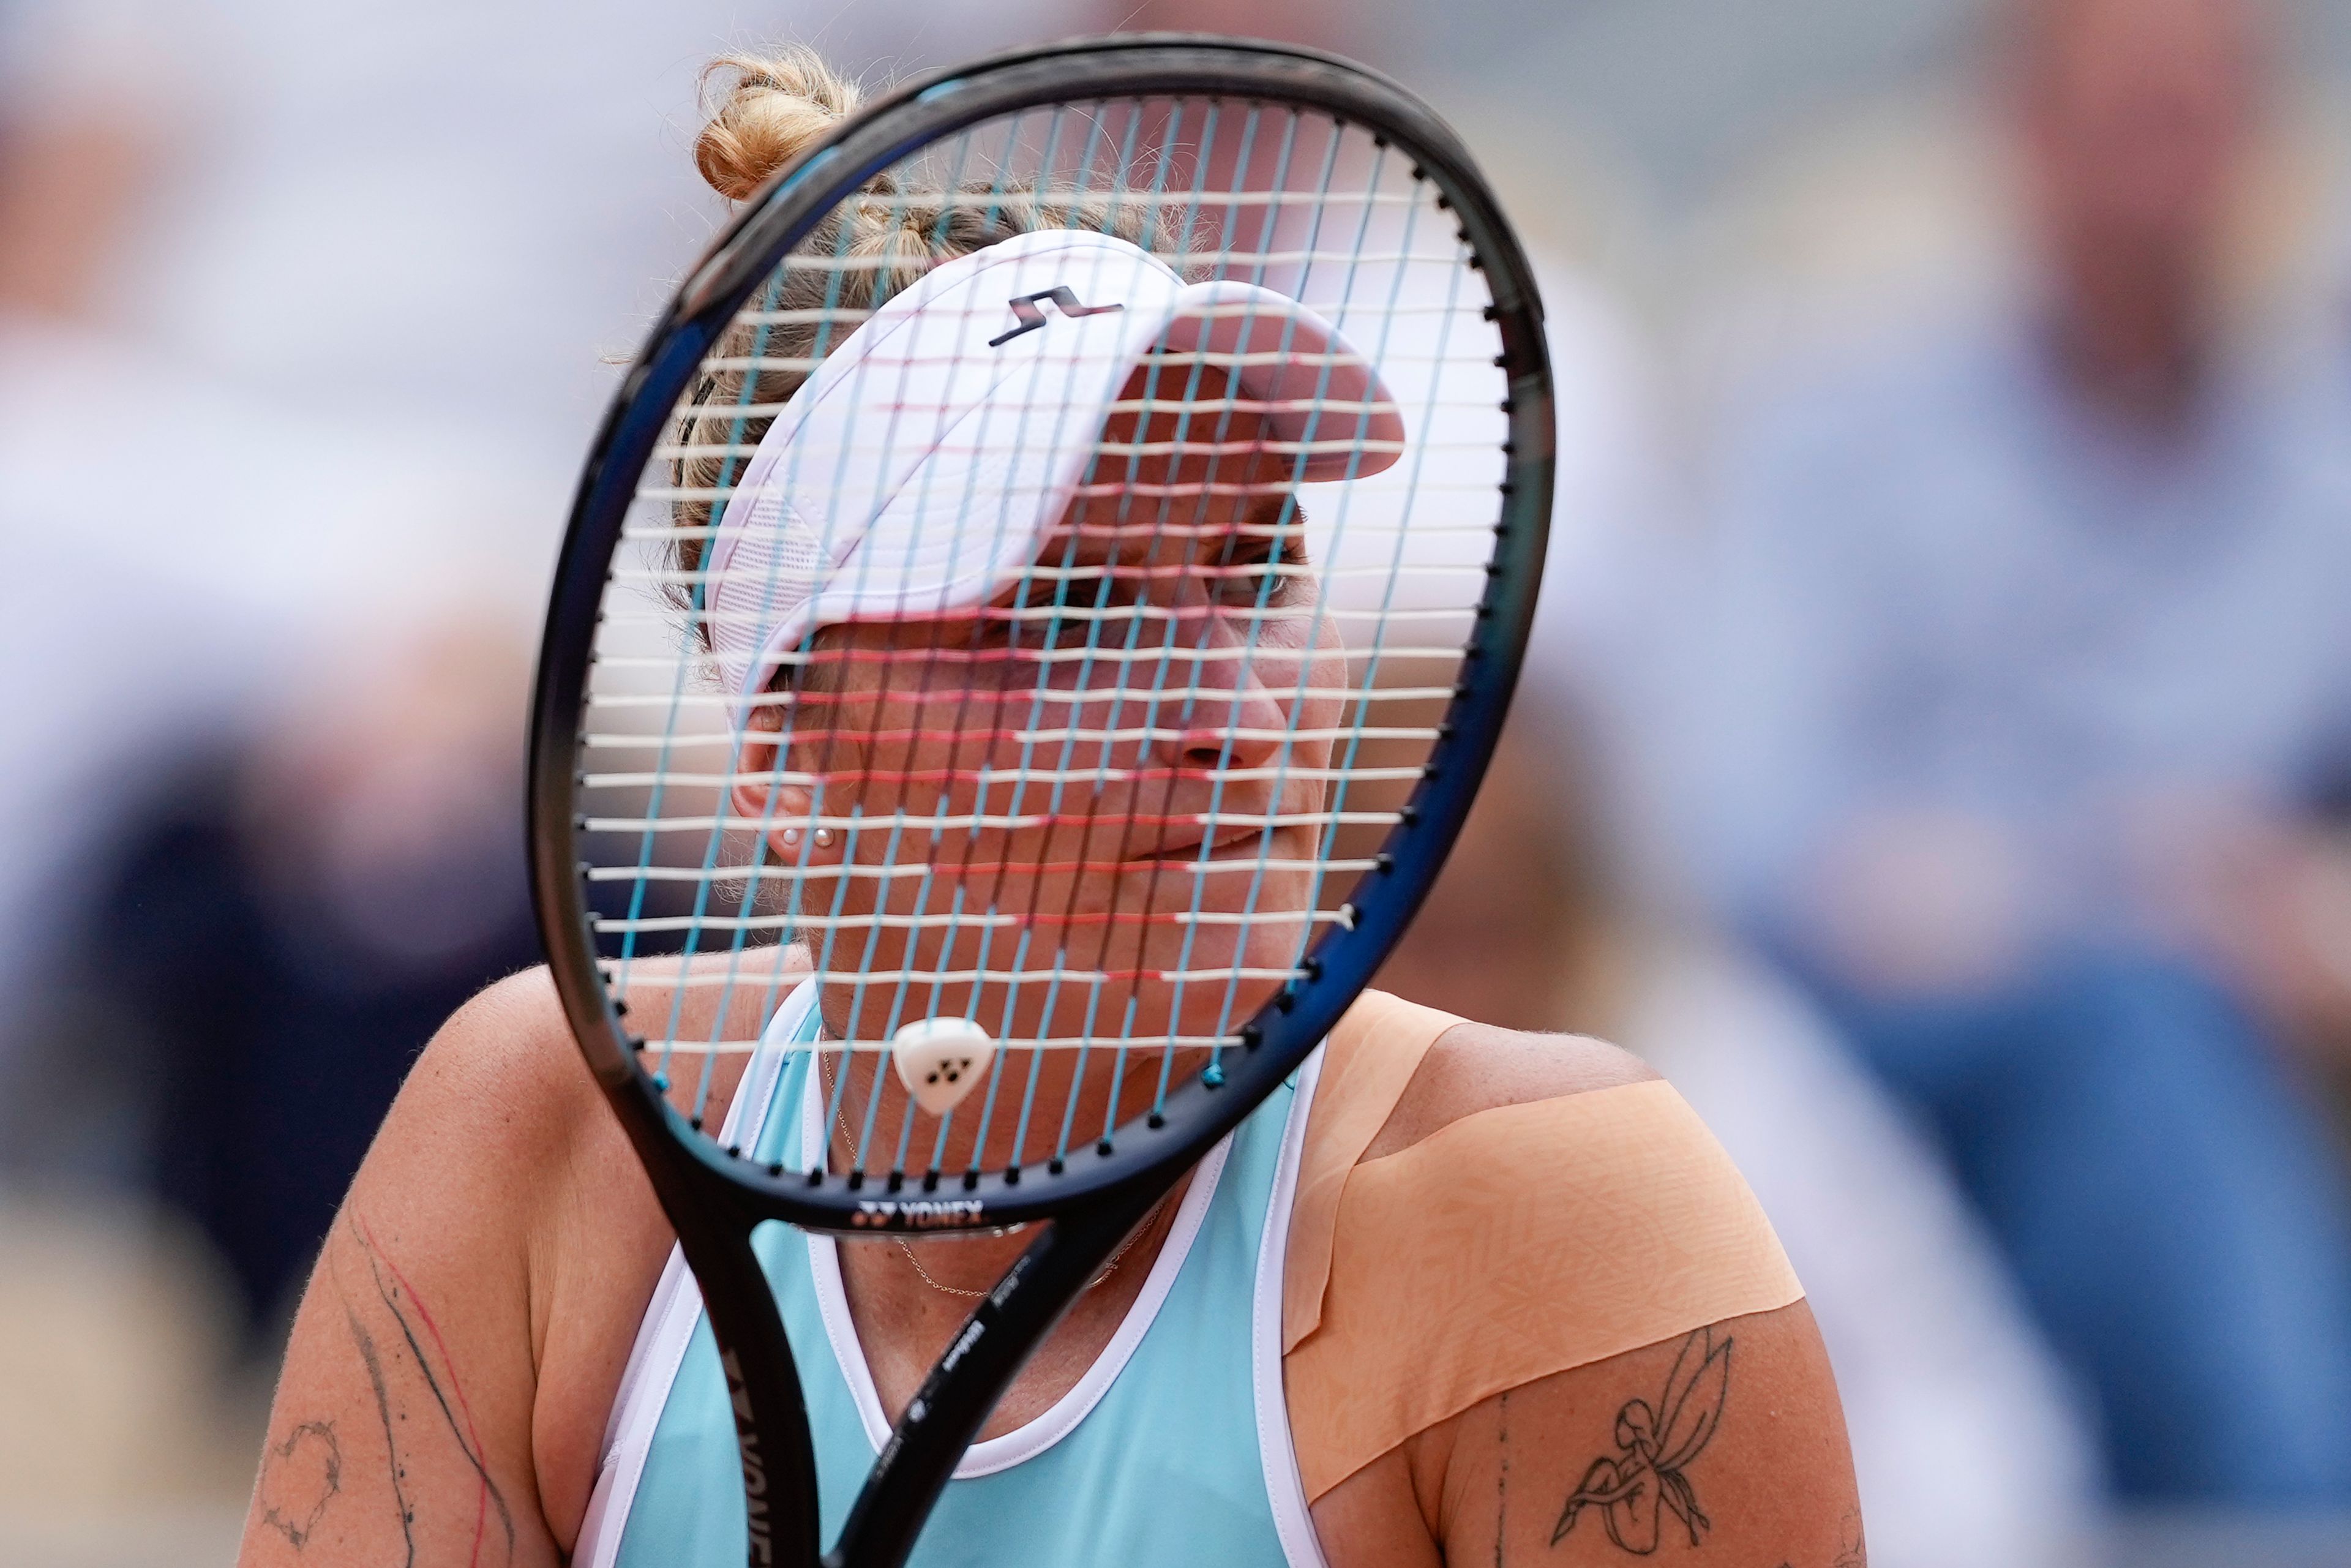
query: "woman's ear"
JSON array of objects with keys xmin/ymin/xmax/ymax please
[
  {"xmin": 733, "ymin": 715, "xmax": 849, "ymax": 863},
  {"xmin": 732, "ymin": 709, "xmax": 822, "ymax": 853},
  {"xmin": 731, "ymin": 702, "xmax": 787, "ymax": 820}
]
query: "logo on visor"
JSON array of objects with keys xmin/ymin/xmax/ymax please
[{"xmin": 986, "ymin": 286, "xmax": 1125, "ymax": 347}]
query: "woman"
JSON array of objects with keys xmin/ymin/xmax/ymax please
[{"xmin": 237, "ymin": 50, "xmax": 1861, "ymax": 1568}]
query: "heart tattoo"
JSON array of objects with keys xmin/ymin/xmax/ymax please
[{"xmin": 259, "ymin": 1420, "xmax": 342, "ymax": 1549}]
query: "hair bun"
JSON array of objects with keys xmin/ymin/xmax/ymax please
[{"xmin": 696, "ymin": 48, "xmax": 864, "ymax": 203}]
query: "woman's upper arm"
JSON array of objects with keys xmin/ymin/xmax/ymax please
[
  {"xmin": 1313, "ymin": 1300, "xmax": 1862, "ymax": 1567},
  {"xmin": 1438, "ymin": 1299, "xmax": 1861, "ymax": 1566},
  {"xmin": 236, "ymin": 971, "xmax": 582, "ymax": 1568},
  {"xmin": 1298, "ymin": 1021, "xmax": 1858, "ymax": 1566}
]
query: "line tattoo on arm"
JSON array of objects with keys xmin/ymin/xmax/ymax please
[
  {"xmin": 321, "ymin": 1213, "xmax": 518, "ymax": 1567},
  {"xmin": 343, "ymin": 1304, "xmax": 416, "ymax": 1567},
  {"xmin": 1551, "ymin": 1326, "xmax": 1733, "ymax": 1556}
]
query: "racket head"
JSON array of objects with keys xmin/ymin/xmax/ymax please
[{"xmin": 530, "ymin": 34, "xmax": 1553, "ymax": 1234}]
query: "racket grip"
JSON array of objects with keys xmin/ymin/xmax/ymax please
[
  {"xmin": 683, "ymin": 1215, "xmax": 827, "ymax": 1568},
  {"xmin": 825, "ymin": 1179, "xmax": 1174, "ymax": 1568}
]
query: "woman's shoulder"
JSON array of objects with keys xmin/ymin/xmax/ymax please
[
  {"xmin": 418, "ymin": 965, "xmax": 590, "ymax": 1117},
  {"xmin": 1283, "ymin": 994, "xmax": 1689, "ymax": 1356},
  {"xmin": 1311, "ymin": 989, "xmax": 1659, "ymax": 1166},
  {"xmin": 1314, "ymin": 994, "xmax": 1776, "ymax": 1259},
  {"xmin": 419, "ymin": 950, "xmax": 814, "ymax": 1136},
  {"xmin": 1365, "ymin": 1016, "xmax": 1659, "ymax": 1163},
  {"xmin": 1284, "ymin": 994, "xmax": 1804, "ymax": 1503},
  {"xmin": 411, "ymin": 948, "xmax": 812, "ymax": 1307}
]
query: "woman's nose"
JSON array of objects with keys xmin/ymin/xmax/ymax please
[{"xmin": 1148, "ymin": 618, "xmax": 1291, "ymax": 776}]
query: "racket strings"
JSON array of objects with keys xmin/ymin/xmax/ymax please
[{"xmin": 578, "ymin": 95, "xmax": 1507, "ymax": 1185}]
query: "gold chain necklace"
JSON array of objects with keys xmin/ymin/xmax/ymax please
[{"xmin": 890, "ymin": 1217, "xmax": 1152, "ymax": 1300}]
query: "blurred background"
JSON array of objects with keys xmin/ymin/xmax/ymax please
[{"xmin": 4, "ymin": 0, "xmax": 2350, "ymax": 1563}]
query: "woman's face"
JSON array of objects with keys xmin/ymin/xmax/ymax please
[{"xmin": 748, "ymin": 371, "xmax": 1348, "ymax": 1056}]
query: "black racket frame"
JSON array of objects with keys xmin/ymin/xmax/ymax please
[{"xmin": 528, "ymin": 34, "xmax": 1553, "ymax": 1568}]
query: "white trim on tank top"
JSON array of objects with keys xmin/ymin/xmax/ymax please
[
  {"xmin": 1254, "ymin": 1046, "xmax": 1332, "ymax": 1568},
  {"xmin": 572, "ymin": 978, "xmax": 1327, "ymax": 1566}
]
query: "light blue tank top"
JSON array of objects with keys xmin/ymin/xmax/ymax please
[{"xmin": 574, "ymin": 981, "xmax": 1327, "ymax": 1568}]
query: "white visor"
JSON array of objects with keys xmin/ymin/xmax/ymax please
[{"xmin": 699, "ymin": 228, "xmax": 1406, "ymax": 708}]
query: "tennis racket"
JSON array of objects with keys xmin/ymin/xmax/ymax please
[{"xmin": 529, "ymin": 33, "xmax": 1551, "ymax": 1568}]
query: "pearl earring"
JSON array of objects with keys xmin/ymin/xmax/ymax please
[{"xmin": 813, "ymin": 828, "xmax": 836, "ymax": 847}]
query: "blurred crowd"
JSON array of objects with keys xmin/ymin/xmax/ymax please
[{"xmin": 4, "ymin": 0, "xmax": 2350, "ymax": 1564}]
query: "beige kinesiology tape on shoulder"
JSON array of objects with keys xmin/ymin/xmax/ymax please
[{"xmin": 1281, "ymin": 996, "xmax": 1805, "ymax": 1502}]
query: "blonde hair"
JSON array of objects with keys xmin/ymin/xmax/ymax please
[{"xmin": 672, "ymin": 48, "xmax": 1168, "ymax": 617}]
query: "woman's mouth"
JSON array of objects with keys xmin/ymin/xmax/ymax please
[{"xmin": 1131, "ymin": 816, "xmax": 1272, "ymax": 865}]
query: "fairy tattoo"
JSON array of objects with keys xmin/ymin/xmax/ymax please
[{"xmin": 1552, "ymin": 1326, "xmax": 1733, "ymax": 1555}]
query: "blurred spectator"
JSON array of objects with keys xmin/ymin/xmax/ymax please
[
  {"xmin": 18, "ymin": 618, "xmax": 544, "ymax": 1339},
  {"xmin": 1691, "ymin": 0, "xmax": 2351, "ymax": 1501}
]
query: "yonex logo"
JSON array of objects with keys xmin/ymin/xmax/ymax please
[
  {"xmin": 988, "ymin": 285, "xmax": 1125, "ymax": 347},
  {"xmin": 852, "ymin": 1197, "xmax": 988, "ymax": 1228}
]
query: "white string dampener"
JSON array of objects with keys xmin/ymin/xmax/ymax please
[{"xmin": 891, "ymin": 1018, "xmax": 997, "ymax": 1116}]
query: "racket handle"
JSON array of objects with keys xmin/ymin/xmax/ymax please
[
  {"xmin": 825, "ymin": 1179, "xmax": 1174, "ymax": 1568},
  {"xmin": 676, "ymin": 1204, "xmax": 827, "ymax": 1568}
]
